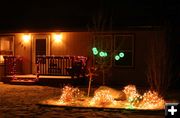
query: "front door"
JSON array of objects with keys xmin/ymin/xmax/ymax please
[
  {"xmin": 36, "ymin": 39, "xmax": 46, "ymax": 56},
  {"xmin": 32, "ymin": 35, "xmax": 50, "ymax": 74}
]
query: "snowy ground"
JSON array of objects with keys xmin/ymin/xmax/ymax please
[{"xmin": 0, "ymin": 82, "xmax": 176, "ymax": 118}]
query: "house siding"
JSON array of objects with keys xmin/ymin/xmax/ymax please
[
  {"xmin": 0, "ymin": 29, "xmax": 166, "ymax": 88},
  {"xmin": 103, "ymin": 30, "xmax": 166, "ymax": 87},
  {"xmin": 50, "ymin": 32, "xmax": 92, "ymax": 56},
  {"xmin": 14, "ymin": 34, "xmax": 32, "ymax": 74}
]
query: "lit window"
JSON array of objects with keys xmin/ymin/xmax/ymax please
[
  {"xmin": 0, "ymin": 55, "xmax": 4, "ymax": 63},
  {"xmin": 0, "ymin": 36, "xmax": 13, "ymax": 63},
  {"xmin": 92, "ymin": 33, "xmax": 134, "ymax": 67}
]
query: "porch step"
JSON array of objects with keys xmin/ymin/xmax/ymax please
[
  {"xmin": 10, "ymin": 79, "xmax": 38, "ymax": 85},
  {"xmin": 3, "ymin": 74, "xmax": 87, "ymax": 86},
  {"xmin": 5, "ymin": 74, "xmax": 38, "ymax": 85}
]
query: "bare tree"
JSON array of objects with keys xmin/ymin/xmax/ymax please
[{"xmin": 87, "ymin": 4, "xmax": 113, "ymax": 85}]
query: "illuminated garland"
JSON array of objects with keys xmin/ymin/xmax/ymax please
[
  {"xmin": 55, "ymin": 85, "xmax": 165, "ymax": 109},
  {"xmin": 89, "ymin": 90, "xmax": 116, "ymax": 107},
  {"xmin": 58, "ymin": 86, "xmax": 84, "ymax": 104}
]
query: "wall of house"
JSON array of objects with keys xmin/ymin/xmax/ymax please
[
  {"xmin": 50, "ymin": 32, "xmax": 92, "ymax": 56},
  {"xmin": 13, "ymin": 32, "xmax": 92, "ymax": 74},
  {"xmin": 14, "ymin": 33, "xmax": 32, "ymax": 74},
  {"xmin": 101, "ymin": 30, "xmax": 166, "ymax": 88},
  {"xmin": 0, "ymin": 30, "xmax": 165, "ymax": 88}
]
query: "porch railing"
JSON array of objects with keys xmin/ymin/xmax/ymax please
[
  {"xmin": 3, "ymin": 56, "xmax": 23, "ymax": 76},
  {"xmin": 3, "ymin": 55, "xmax": 88, "ymax": 77},
  {"xmin": 36, "ymin": 55, "xmax": 88, "ymax": 76}
]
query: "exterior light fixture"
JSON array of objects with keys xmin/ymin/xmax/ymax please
[
  {"xmin": 23, "ymin": 34, "xmax": 31, "ymax": 43},
  {"xmin": 54, "ymin": 34, "xmax": 62, "ymax": 42}
]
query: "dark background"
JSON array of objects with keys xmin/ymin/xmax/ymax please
[{"xmin": 0, "ymin": 0, "xmax": 179, "ymax": 29}]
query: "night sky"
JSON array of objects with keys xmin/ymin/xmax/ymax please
[{"xmin": 0, "ymin": 0, "xmax": 179, "ymax": 30}]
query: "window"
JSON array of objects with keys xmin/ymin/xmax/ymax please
[
  {"xmin": 92, "ymin": 33, "xmax": 134, "ymax": 67},
  {"xmin": 0, "ymin": 36, "xmax": 14, "ymax": 63},
  {"xmin": 93, "ymin": 34, "xmax": 113, "ymax": 66},
  {"xmin": 36, "ymin": 39, "xmax": 46, "ymax": 56},
  {"xmin": 113, "ymin": 34, "xmax": 134, "ymax": 67}
]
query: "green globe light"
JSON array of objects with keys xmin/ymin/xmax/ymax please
[
  {"xmin": 119, "ymin": 52, "xmax": 125, "ymax": 58},
  {"xmin": 104, "ymin": 52, "xmax": 108, "ymax": 57},
  {"xmin": 92, "ymin": 47, "xmax": 98, "ymax": 52},
  {"xmin": 99, "ymin": 51, "xmax": 104, "ymax": 57},
  {"xmin": 115, "ymin": 55, "xmax": 120, "ymax": 60},
  {"xmin": 127, "ymin": 104, "xmax": 134, "ymax": 109},
  {"xmin": 93, "ymin": 50, "xmax": 98, "ymax": 55},
  {"xmin": 92, "ymin": 47, "xmax": 98, "ymax": 55}
]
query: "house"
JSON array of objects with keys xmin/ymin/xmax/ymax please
[{"xmin": 0, "ymin": 26, "xmax": 167, "ymax": 87}]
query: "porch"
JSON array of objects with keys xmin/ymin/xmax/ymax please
[{"xmin": 3, "ymin": 55, "xmax": 88, "ymax": 85}]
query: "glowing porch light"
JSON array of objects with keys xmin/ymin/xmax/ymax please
[
  {"xmin": 22, "ymin": 34, "xmax": 31, "ymax": 43},
  {"xmin": 54, "ymin": 34, "xmax": 62, "ymax": 43}
]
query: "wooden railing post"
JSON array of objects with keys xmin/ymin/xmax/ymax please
[
  {"xmin": 3, "ymin": 56, "xmax": 7, "ymax": 76},
  {"xmin": 36, "ymin": 58, "xmax": 40, "ymax": 81}
]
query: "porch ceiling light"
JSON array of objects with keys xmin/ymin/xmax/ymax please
[
  {"xmin": 23, "ymin": 34, "xmax": 31, "ymax": 43},
  {"xmin": 54, "ymin": 34, "xmax": 62, "ymax": 42}
]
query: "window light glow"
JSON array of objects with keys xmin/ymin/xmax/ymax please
[{"xmin": 0, "ymin": 55, "xmax": 4, "ymax": 63}]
